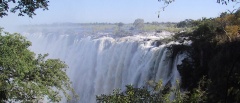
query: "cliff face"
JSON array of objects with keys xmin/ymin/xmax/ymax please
[
  {"xmin": 174, "ymin": 13, "xmax": 240, "ymax": 102},
  {"xmin": 177, "ymin": 40, "xmax": 240, "ymax": 103}
]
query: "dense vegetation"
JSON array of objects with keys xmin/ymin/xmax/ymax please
[
  {"xmin": 0, "ymin": 29, "xmax": 77, "ymax": 102},
  {"xmin": 96, "ymin": 10, "xmax": 240, "ymax": 103},
  {"xmin": 174, "ymin": 9, "xmax": 240, "ymax": 103},
  {"xmin": 96, "ymin": 79, "xmax": 207, "ymax": 103}
]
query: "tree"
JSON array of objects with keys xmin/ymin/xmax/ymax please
[
  {"xmin": 117, "ymin": 22, "xmax": 124, "ymax": 28},
  {"xmin": 0, "ymin": 0, "xmax": 49, "ymax": 18},
  {"xmin": 133, "ymin": 18, "xmax": 144, "ymax": 30},
  {"xmin": 0, "ymin": 29, "xmax": 76, "ymax": 102},
  {"xmin": 96, "ymin": 80, "xmax": 207, "ymax": 103},
  {"xmin": 176, "ymin": 19, "xmax": 194, "ymax": 28}
]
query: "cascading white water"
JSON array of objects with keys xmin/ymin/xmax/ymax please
[{"xmin": 23, "ymin": 31, "xmax": 185, "ymax": 103}]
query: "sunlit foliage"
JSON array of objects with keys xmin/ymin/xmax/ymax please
[
  {"xmin": 0, "ymin": 29, "xmax": 77, "ymax": 102},
  {"xmin": 96, "ymin": 79, "xmax": 207, "ymax": 103}
]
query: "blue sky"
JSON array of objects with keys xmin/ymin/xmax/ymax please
[{"xmin": 0, "ymin": 0, "xmax": 238, "ymax": 31}]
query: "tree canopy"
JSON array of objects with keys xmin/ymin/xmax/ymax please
[
  {"xmin": 0, "ymin": 0, "xmax": 49, "ymax": 18},
  {"xmin": 133, "ymin": 18, "xmax": 144, "ymax": 30},
  {"xmin": 0, "ymin": 29, "xmax": 76, "ymax": 102},
  {"xmin": 0, "ymin": 0, "xmax": 78, "ymax": 102},
  {"xmin": 96, "ymin": 80, "xmax": 207, "ymax": 103}
]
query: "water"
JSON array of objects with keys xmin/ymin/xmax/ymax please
[{"xmin": 24, "ymin": 31, "xmax": 185, "ymax": 103}]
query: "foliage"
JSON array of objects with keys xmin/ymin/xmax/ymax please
[
  {"xmin": 0, "ymin": 29, "xmax": 77, "ymax": 102},
  {"xmin": 175, "ymin": 9, "xmax": 240, "ymax": 103},
  {"xmin": 117, "ymin": 22, "xmax": 124, "ymax": 28},
  {"xmin": 176, "ymin": 19, "xmax": 194, "ymax": 28},
  {"xmin": 0, "ymin": 0, "xmax": 49, "ymax": 17},
  {"xmin": 96, "ymin": 80, "xmax": 207, "ymax": 103},
  {"xmin": 133, "ymin": 18, "xmax": 145, "ymax": 31}
]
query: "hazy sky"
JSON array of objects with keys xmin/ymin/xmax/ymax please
[{"xmin": 0, "ymin": 0, "xmax": 238, "ymax": 31}]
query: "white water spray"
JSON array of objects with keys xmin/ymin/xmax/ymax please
[{"xmin": 24, "ymin": 32, "xmax": 185, "ymax": 103}]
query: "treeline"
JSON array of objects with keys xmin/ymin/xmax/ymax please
[{"xmin": 96, "ymin": 10, "xmax": 240, "ymax": 102}]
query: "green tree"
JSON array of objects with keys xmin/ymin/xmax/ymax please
[
  {"xmin": 0, "ymin": 29, "xmax": 76, "ymax": 102},
  {"xmin": 133, "ymin": 18, "xmax": 144, "ymax": 31},
  {"xmin": 96, "ymin": 80, "xmax": 207, "ymax": 103},
  {"xmin": 0, "ymin": 0, "xmax": 49, "ymax": 17},
  {"xmin": 117, "ymin": 22, "xmax": 124, "ymax": 28},
  {"xmin": 176, "ymin": 19, "xmax": 194, "ymax": 28}
]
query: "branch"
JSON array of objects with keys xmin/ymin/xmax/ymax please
[{"xmin": 224, "ymin": 54, "xmax": 240, "ymax": 103}]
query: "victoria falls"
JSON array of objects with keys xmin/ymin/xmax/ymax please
[
  {"xmin": 23, "ymin": 25, "xmax": 187, "ymax": 102},
  {"xmin": 1, "ymin": 0, "xmax": 240, "ymax": 103}
]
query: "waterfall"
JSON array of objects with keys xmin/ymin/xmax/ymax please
[{"xmin": 24, "ymin": 31, "xmax": 185, "ymax": 103}]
